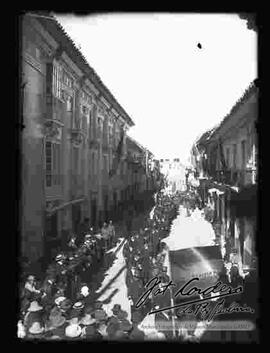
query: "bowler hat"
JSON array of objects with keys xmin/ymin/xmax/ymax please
[{"xmin": 29, "ymin": 322, "xmax": 45, "ymax": 335}]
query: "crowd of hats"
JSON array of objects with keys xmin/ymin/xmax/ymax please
[
  {"xmin": 18, "ymin": 295, "xmax": 152, "ymax": 340},
  {"xmin": 122, "ymin": 190, "xmax": 181, "ymax": 337},
  {"xmin": 18, "ymin": 190, "xmax": 182, "ymax": 340}
]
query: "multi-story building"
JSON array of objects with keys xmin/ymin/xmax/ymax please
[
  {"xmin": 191, "ymin": 80, "xmax": 258, "ymax": 270},
  {"xmin": 20, "ymin": 13, "xmax": 142, "ymax": 263}
]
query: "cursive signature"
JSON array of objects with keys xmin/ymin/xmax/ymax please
[
  {"xmin": 134, "ymin": 276, "xmax": 244, "ymax": 315},
  {"xmin": 176, "ymin": 298, "xmax": 255, "ymax": 322}
]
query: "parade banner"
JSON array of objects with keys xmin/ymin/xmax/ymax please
[{"xmin": 169, "ymin": 245, "xmax": 223, "ymax": 296}]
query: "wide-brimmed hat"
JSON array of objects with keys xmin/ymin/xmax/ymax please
[
  {"xmin": 28, "ymin": 301, "xmax": 43, "ymax": 312},
  {"xmin": 55, "ymin": 296, "xmax": 66, "ymax": 306},
  {"xmin": 112, "ymin": 304, "xmax": 121, "ymax": 314},
  {"xmin": 65, "ymin": 324, "xmax": 82, "ymax": 338},
  {"xmin": 80, "ymin": 314, "xmax": 96, "ymax": 326},
  {"xmin": 29, "ymin": 322, "xmax": 45, "ymax": 335},
  {"xmin": 73, "ymin": 302, "xmax": 84, "ymax": 310}
]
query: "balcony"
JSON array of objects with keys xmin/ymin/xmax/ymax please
[{"xmin": 213, "ymin": 168, "xmax": 257, "ymax": 188}]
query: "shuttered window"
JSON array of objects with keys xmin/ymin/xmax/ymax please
[{"xmin": 46, "ymin": 142, "xmax": 61, "ymax": 186}]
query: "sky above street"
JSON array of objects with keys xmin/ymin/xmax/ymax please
[{"xmin": 56, "ymin": 13, "xmax": 257, "ymax": 164}]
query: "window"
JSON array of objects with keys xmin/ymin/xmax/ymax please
[
  {"xmin": 92, "ymin": 152, "xmax": 95, "ymax": 175},
  {"xmin": 226, "ymin": 148, "xmax": 230, "ymax": 168},
  {"xmin": 81, "ymin": 91, "xmax": 92, "ymax": 105},
  {"xmin": 52, "ymin": 63, "xmax": 63, "ymax": 100},
  {"xmin": 46, "ymin": 142, "xmax": 52, "ymax": 187},
  {"xmin": 62, "ymin": 70, "xmax": 73, "ymax": 88},
  {"xmin": 52, "ymin": 64, "xmax": 74, "ymax": 101},
  {"xmin": 233, "ymin": 144, "xmax": 237, "ymax": 169},
  {"xmin": 241, "ymin": 140, "xmax": 246, "ymax": 169},
  {"xmin": 46, "ymin": 141, "xmax": 61, "ymax": 187}
]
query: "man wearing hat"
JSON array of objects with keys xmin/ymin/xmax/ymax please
[
  {"xmin": 26, "ymin": 321, "xmax": 46, "ymax": 339},
  {"xmin": 106, "ymin": 318, "xmax": 120, "ymax": 339},
  {"xmin": 76, "ymin": 284, "xmax": 92, "ymax": 307},
  {"xmin": 40, "ymin": 276, "xmax": 57, "ymax": 306},
  {"xmin": 128, "ymin": 271, "xmax": 144, "ymax": 308},
  {"xmin": 69, "ymin": 301, "xmax": 85, "ymax": 321},
  {"xmin": 79, "ymin": 308, "xmax": 96, "ymax": 328},
  {"xmin": 111, "ymin": 304, "xmax": 121, "ymax": 317},
  {"xmin": 23, "ymin": 301, "xmax": 44, "ymax": 334},
  {"xmin": 24, "ymin": 275, "xmax": 42, "ymax": 301},
  {"xmin": 59, "ymin": 298, "xmax": 72, "ymax": 319},
  {"xmin": 93, "ymin": 304, "xmax": 108, "ymax": 323},
  {"xmin": 46, "ymin": 306, "xmax": 68, "ymax": 339}
]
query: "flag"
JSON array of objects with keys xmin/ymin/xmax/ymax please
[
  {"xmin": 169, "ymin": 245, "xmax": 223, "ymax": 299},
  {"xmin": 109, "ymin": 128, "xmax": 125, "ymax": 178}
]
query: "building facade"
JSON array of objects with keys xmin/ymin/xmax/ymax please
[
  {"xmin": 191, "ymin": 81, "xmax": 258, "ymax": 270},
  {"xmin": 159, "ymin": 158, "xmax": 187, "ymax": 192},
  {"xmin": 21, "ymin": 14, "xmax": 159, "ymax": 263}
]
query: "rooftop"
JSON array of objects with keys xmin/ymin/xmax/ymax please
[{"xmin": 26, "ymin": 11, "xmax": 135, "ymax": 127}]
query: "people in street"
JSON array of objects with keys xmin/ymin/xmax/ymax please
[
  {"xmin": 19, "ymin": 188, "xmax": 249, "ymax": 342},
  {"xmin": 101, "ymin": 222, "xmax": 109, "ymax": 252}
]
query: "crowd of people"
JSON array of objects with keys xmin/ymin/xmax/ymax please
[
  {"xmin": 18, "ymin": 189, "xmax": 182, "ymax": 340},
  {"xmin": 18, "ymin": 187, "xmax": 255, "ymax": 341}
]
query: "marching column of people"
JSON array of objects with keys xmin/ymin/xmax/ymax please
[
  {"xmin": 123, "ymin": 190, "xmax": 181, "ymax": 340},
  {"xmin": 18, "ymin": 190, "xmax": 182, "ymax": 340}
]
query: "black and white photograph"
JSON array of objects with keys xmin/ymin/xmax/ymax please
[{"xmin": 17, "ymin": 11, "xmax": 259, "ymax": 342}]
